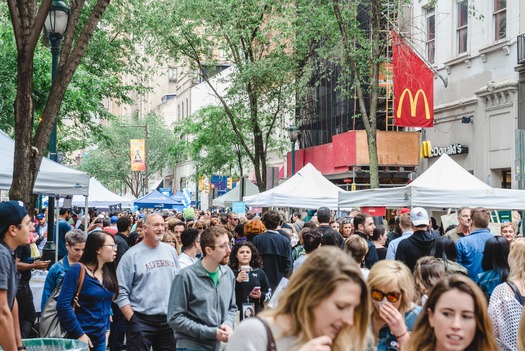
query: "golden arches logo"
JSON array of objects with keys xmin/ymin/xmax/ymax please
[
  {"xmin": 396, "ymin": 89, "xmax": 431, "ymax": 120},
  {"xmin": 420, "ymin": 141, "xmax": 432, "ymax": 158}
]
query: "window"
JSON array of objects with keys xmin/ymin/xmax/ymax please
[
  {"xmin": 457, "ymin": 0, "xmax": 468, "ymax": 54},
  {"xmin": 494, "ymin": 0, "xmax": 506, "ymax": 41},
  {"xmin": 181, "ymin": 101, "xmax": 184, "ymax": 118},
  {"xmin": 168, "ymin": 67, "xmax": 177, "ymax": 82},
  {"xmin": 426, "ymin": 7, "xmax": 435, "ymax": 64},
  {"xmin": 186, "ymin": 98, "xmax": 189, "ymax": 116}
]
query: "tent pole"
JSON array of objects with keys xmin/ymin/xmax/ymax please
[
  {"xmin": 84, "ymin": 196, "xmax": 89, "ymax": 235},
  {"xmin": 54, "ymin": 197, "xmax": 60, "ymax": 263}
]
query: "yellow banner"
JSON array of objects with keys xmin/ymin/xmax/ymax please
[{"xmin": 130, "ymin": 139, "xmax": 146, "ymax": 171}]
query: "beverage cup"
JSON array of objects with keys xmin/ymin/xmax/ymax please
[{"xmin": 240, "ymin": 265, "xmax": 251, "ymax": 282}]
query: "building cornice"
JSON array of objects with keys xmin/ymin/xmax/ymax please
[{"xmin": 475, "ymin": 80, "xmax": 518, "ymax": 111}]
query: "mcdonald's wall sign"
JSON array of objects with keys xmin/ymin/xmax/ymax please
[
  {"xmin": 421, "ymin": 141, "xmax": 469, "ymax": 158},
  {"xmin": 392, "ymin": 31, "xmax": 434, "ymax": 128}
]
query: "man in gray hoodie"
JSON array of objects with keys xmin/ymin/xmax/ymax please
[{"xmin": 168, "ymin": 226, "xmax": 237, "ymax": 351}]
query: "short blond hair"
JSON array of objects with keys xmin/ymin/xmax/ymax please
[{"xmin": 368, "ymin": 260, "xmax": 415, "ymax": 315}]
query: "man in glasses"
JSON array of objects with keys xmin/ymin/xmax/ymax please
[{"xmin": 168, "ymin": 226, "xmax": 236, "ymax": 351}]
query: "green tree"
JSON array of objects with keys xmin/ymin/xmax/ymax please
[
  {"xmin": 80, "ymin": 113, "xmax": 178, "ymax": 198},
  {"xmin": 146, "ymin": 0, "xmax": 296, "ymax": 192},
  {"xmin": 173, "ymin": 105, "xmax": 254, "ymax": 177},
  {"xmin": 5, "ymin": 0, "xmax": 151, "ymax": 206},
  {"xmin": 294, "ymin": 0, "xmax": 398, "ymax": 189}
]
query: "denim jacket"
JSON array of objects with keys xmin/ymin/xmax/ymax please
[{"xmin": 376, "ymin": 305, "xmax": 422, "ymax": 351}]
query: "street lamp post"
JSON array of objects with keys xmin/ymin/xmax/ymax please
[
  {"xmin": 288, "ymin": 125, "xmax": 300, "ymax": 176},
  {"xmin": 44, "ymin": 0, "xmax": 69, "ymax": 257}
]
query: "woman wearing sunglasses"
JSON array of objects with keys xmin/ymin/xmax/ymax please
[{"xmin": 367, "ymin": 260, "xmax": 421, "ymax": 351}]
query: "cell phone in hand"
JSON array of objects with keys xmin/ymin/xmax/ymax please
[{"xmin": 250, "ymin": 286, "xmax": 261, "ymax": 294}]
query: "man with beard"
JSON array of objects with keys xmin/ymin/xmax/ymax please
[
  {"xmin": 116, "ymin": 214, "xmax": 180, "ymax": 351},
  {"xmin": 353, "ymin": 213, "xmax": 379, "ymax": 269},
  {"xmin": 168, "ymin": 226, "xmax": 236, "ymax": 351}
]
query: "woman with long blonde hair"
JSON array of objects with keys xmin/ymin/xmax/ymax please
[{"xmin": 227, "ymin": 246, "xmax": 372, "ymax": 351}]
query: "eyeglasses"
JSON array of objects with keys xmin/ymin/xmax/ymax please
[
  {"xmin": 371, "ymin": 289, "xmax": 401, "ymax": 303},
  {"xmin": 103, "ymin": 243, "xmax": 118, "ymax": 250},
  {"xmin": 230, "ymin": 218, "xmax": 239, "ymax": 222}
]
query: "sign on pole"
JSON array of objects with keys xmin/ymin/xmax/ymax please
[{"xmin": 130, "ymin": 139, "xmax": 146, "ymax": 171}]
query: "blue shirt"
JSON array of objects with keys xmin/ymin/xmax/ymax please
[
  {"xmin": 385, "ymin": 231, "xmax": 413, "ymax": 260},
  {"xmin": 54, "ymin": 219, "xmax": 72, "ymax": 258},
  {"xmin": 376, "ymin": 306, "xmax": 422, "ymax": 351},
  {"xmin": 476, "ymin": 269, "xmax": 505, "ymax": 301},
  {"xmin": 41, "ymin": 256, "xmax": 71, "ymax": 310},
  {"xmin": 57, "ymin": 264, "xmax": 114, "ymax": 346},
  {"xmin": 456, "ymin": 228, "xmax": 493, "ymax": 280}
]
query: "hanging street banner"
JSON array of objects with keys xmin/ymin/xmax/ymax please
[
  {"xmin": 392, "ymin": 30, "xmax": 434, "ymax": 128},
  {"xmin": 130, "ymin": 139, "xmax": 146, "ymax": 171}
]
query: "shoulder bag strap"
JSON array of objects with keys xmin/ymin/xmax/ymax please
[
  {"xmin": 72, "ymin": 264, "xmax": 86, "ymax": 309},
  {"xmin": 506, "ymin": 281, "xmax": 524, "ymax": 305},
  {"xmin": 256, "ymin": 317, "xmax": 276, "ymax": 351}
]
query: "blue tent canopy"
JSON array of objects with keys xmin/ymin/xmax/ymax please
[
  {"xmin": 134, "ymin": 190, "xmax": 183, "ymax": 209},
  {"xmin": 170, "ymin": 191, "xmax": 185, "ymax": 202}
]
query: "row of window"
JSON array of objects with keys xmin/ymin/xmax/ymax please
[{"xmin": 425, "ymin": 0, "xmax": 506, "ymax": 63}]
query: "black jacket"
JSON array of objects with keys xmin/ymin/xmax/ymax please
[
  {"xmin": 355, "ymin": 231, "xmax": 379, "ymax": 269},
  {"xmin": 395, "ymin": 229, "xmax": 440, "ymax": 271}
]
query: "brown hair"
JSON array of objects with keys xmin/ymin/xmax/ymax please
[
  {"xmin": 344, "ymin": 235, "xmax": 368, "ymax": 264},
  {"xmin": 407, "ymin": 275, "xmax": 499, "ymax": 351},
  {"xmin": 413, "ymin": 256, "xmax": 445, "ymax": 305},
  {"xmin": 200, "ymin": 226, "xmax": 229, "ymax": 257},
  {"xmin": 471, "ymin": 207, "xmax": 490, "ymax": 229}
]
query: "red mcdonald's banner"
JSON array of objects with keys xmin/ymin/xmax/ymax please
[{"xmin": 392, "ymin": 30, "xmax": 434, "ymax": 128}]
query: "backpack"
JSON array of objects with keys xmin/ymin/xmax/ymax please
[{"xmin": 39, "ymin": 263, "xmax": 86, "ymax": 338}]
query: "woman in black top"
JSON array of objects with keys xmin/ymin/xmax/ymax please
[{"xmin": 228, "ymin": 242, "xmax": 270, "ymax": 320}]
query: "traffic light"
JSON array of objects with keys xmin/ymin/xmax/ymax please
[
  {"xmin": 227, "ymin": 177, "xmax": 233, "ymax": 189},
  {"xmin": 198, "ymin": 177, "xmax": 204, "ymax": 192},
  {"xmin": 205, "ymin": 183, "xmax": 210, "ymax": 193}
]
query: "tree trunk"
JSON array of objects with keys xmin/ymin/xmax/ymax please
[
  {"xmin": 9, "ymin": 54, "xmax": 39, "ymax": 207},
  {"xmin": 8, "ymin": 0, "xmax": 111, "ymax": 208}
]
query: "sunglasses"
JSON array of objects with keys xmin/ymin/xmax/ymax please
[{"xmin": 371, "ymin": 289, "xmax": 401, "ymax": 303}]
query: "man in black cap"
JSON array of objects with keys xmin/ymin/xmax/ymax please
[{"xmin": 0, "ymin": 200, "xmax": 31, "ymax": 351}]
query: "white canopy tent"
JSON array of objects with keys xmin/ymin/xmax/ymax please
[
  {"xmin": 0, "ymin": 130, "xmax": 90, "ymax": 196},
  {"xmin": 212, "ymin": 180, "xmax": 260, "ymax": 208},
  {"xmin": 338, "ymin": 154, "xmax": 525, "ymax": 210},
  {"xmin": 244, "ymin": 163, "xmax": 344, "ymax": 209},
  {"xmin": 56, "ymin": 178, "xmax": 133, "ymax": 209}
]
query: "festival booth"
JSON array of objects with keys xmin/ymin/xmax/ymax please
[
  {"xmin": 338, "ymin": 154, "xmax": 525, "ymax": 210},
  {"xmin": 212, "ymin": 180, "xmax": 260, "ymax": 208},
  {"xmin": 0, "ymin": 130, "xmax": 90, "ymax": 196},
  {"xmin": 56, "ymin": 177, "xmax": 134, "ymax": 209},
  {"xmin": 244, "ymin": 163, "xmax": 344, "ymax": 209},
  {"xmin": 134, "ymin": 190, "xmax": 183, "ymax": 209},
  {"xmin": 168, "ymin": 191, "xmax": 186, "ymax": 212}
]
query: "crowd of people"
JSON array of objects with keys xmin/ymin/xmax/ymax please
[{"xmin": 1, "ymin": 200, "xmax": 525, "ymax": 351}]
